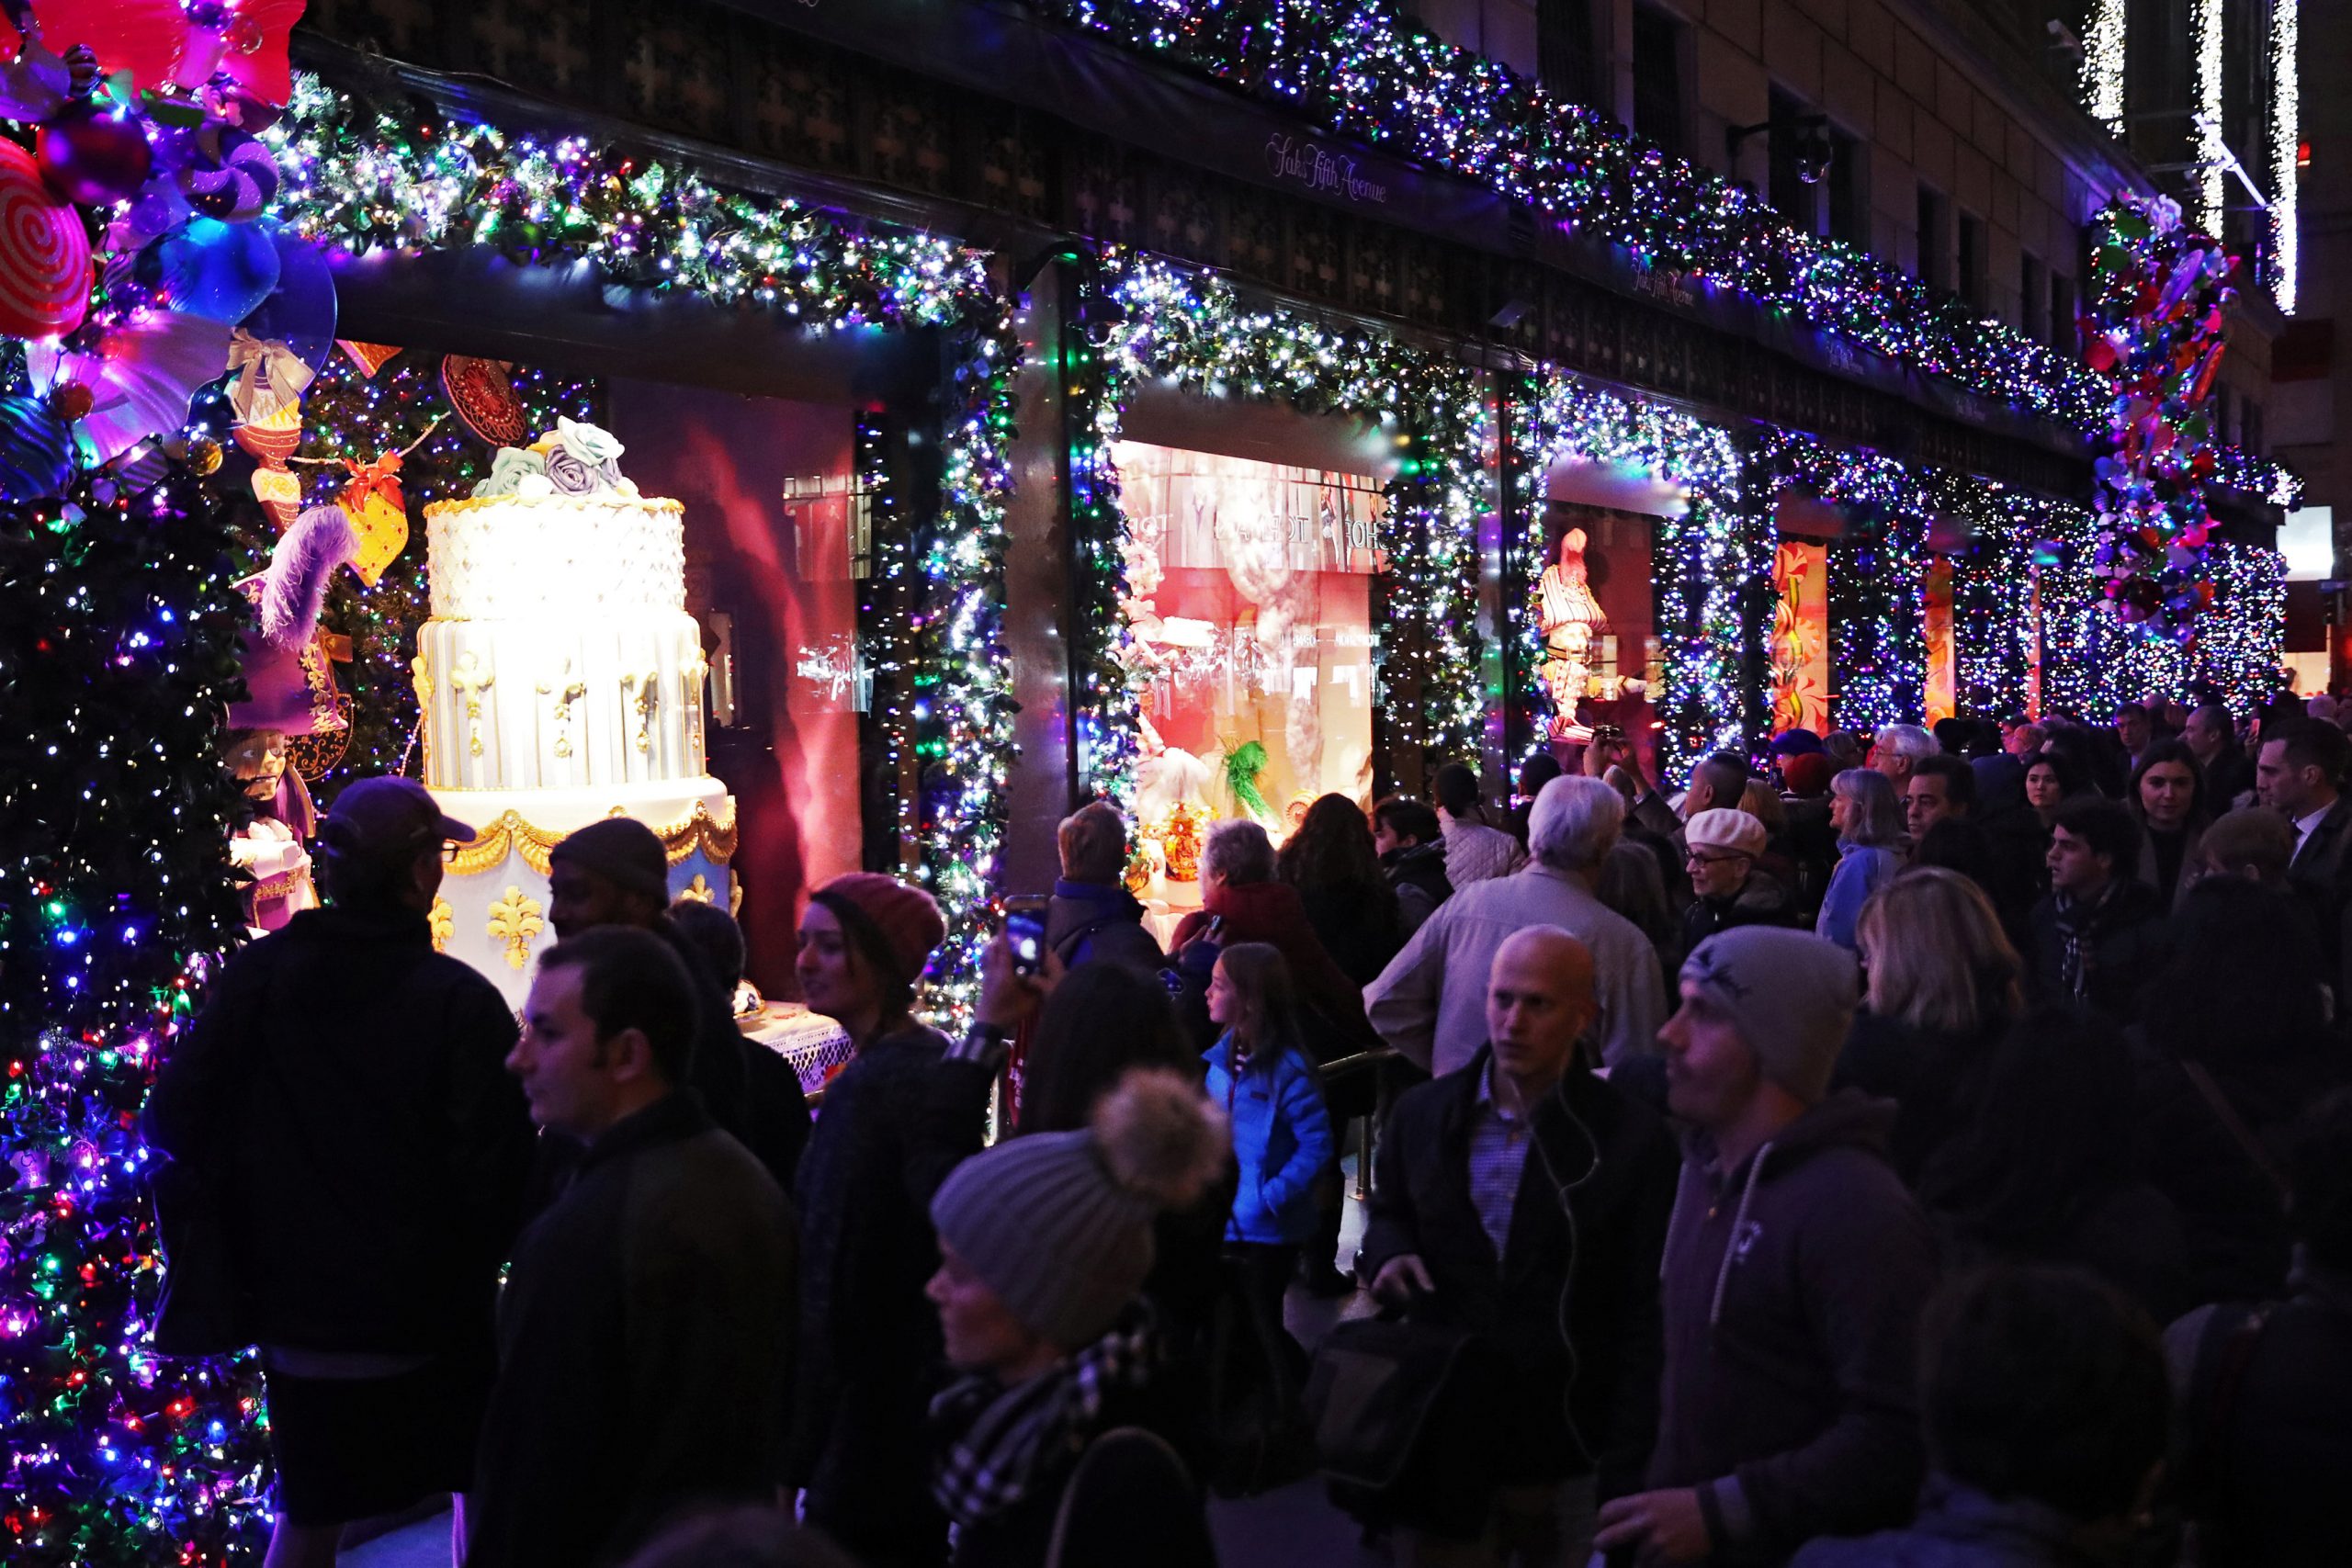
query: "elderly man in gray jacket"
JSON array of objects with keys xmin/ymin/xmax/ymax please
[{"xmin": 1366, "ymin": 774, "xmax": 1663, "ymax": 1073}]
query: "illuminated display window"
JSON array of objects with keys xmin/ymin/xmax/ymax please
[{"xmin": 1114, "ymin": 442, "xmax": 1385, "ymax": 904}]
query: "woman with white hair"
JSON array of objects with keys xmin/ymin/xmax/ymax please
[{"xmin": 1815, "ymin": 767, "xmax": 1907, "ymax": 952}]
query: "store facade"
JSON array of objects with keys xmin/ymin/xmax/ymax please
[{"xmin": 256, "ymin": 0, "xmax": 2301, "ymax": 995}]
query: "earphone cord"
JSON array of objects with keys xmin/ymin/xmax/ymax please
[{"xmin": 1528, "ymin": 1070, "xmax": 1600, "ymax": 1472}]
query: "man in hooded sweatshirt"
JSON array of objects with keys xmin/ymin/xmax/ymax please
[{"xmin": 1595, "ymin": 927, "xmax": 1939, "ymax": 1566}]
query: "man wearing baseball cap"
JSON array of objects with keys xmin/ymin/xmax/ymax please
[
  {"xmin": 545, "ymin": 818, "xmax": 809, "ymax": 1196},
  {"xmin": 148, "ymin": 775, "xmax": 536, "ymax": 1567},
  {"xmin": 1595, "ymin": 927, "xmax": 1938, "ymax": 1566}
]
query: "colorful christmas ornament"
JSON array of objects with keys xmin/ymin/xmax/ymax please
[
  {"xmin": 335, "ymin": 338, "xmax": 400, "ymax": 377},
  {"xmin": 0, "ymin": 139, "xmax": 90, "ymax": 337},
  {"xmin": 35, "ymin": 98, "xmax": 153, "ymax": 207},
  {"xmin": 0, "ymin": 392, "xmax": 79, "ymax": 498},
  {"xmin": 179, "ymin": 125, "xmax": 277, "ymax": 221},
  {"xmin": 441, "ymin": 355, "xmax": 526, "ymax": 446},
  {"xmin": 28, "ymin": 308, "xmax": 230, "ymax": 463},
  {"xmin": 134, "ymin": 214, "xmax": 277, "ymax": 322},
  {"xmin": 240, "ymin": 220, "xmax": 335, "ymax": 369},
  {"xmin": 334, "ymin": 449, "xmax": 412, "ymax": 585}
]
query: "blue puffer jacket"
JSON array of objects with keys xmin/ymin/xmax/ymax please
[{"xmin": 1201, "ymin": 1035, "xmax": 1333, "ymax": 1246}]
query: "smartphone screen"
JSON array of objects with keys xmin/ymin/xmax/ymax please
[{"xmin": 1003, "ymin": 900, "xmax": 1048, "ymax": 976}]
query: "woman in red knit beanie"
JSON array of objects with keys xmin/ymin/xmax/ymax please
[{"xmin": 788, "ymin": 872, "xmax": 984, "ymax": 1566}]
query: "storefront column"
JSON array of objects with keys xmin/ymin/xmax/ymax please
[{"xmin": 1000, "ymin": 264, "xmax": 1080, "ymax": 893}]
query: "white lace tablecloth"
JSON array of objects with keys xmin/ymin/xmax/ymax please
[{"xmin": 742, "ymin": 1002, "xmax": 854, "ymax": 1095}]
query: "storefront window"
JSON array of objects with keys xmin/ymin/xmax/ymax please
[{"xmin": 1114, "ymin": 442, "xmax": 1383, "ymax": 905}]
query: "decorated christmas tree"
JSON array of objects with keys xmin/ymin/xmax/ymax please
[{"xmin": 0, "ymin": 451, "xmax": 274, "ymax": 1564}]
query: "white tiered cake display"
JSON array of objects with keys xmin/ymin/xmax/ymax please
[{"xmin": 414, "ymin": 420, "xmax": 735, "ymax": 1003}]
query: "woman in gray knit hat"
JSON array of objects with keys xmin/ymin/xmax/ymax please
[{"xmin": 926, "ymin": 1068, "xmax": 1229, "ymax": 1568}]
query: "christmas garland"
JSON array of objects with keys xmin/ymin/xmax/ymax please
[{"xmin": 2083, "ymin": 193, "xmax": 2238, "ymax": 637}]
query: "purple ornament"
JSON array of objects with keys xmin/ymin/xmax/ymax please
[
  {"xmin": 179, "ymin": 129, "xmax": 278, "ymax": 223},
  {"xmin": 35, "ymin": 102, "xmax": 153, "ymax": 209}
]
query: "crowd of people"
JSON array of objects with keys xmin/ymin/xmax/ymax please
[{"xmin": 147, "ymin": 693, "xmax": 2352, "ymax": 1568}]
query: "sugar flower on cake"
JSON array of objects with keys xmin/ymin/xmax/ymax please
[
  {"xmin": 556, "ymin": 417, "xmax": 627, "ymax": 487},
  {"xmin": 469, "ymin": 446, "xmax": 548, "ymax": 499}
]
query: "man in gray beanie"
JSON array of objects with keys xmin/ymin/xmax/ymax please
[
  {"xmin": 923, "ymin": 1068, "xmax": 1226, "ymax": 1568},
  {"xmin": 1596, "ymin": 927, "xmax": 1939, "ymax": 1567}
]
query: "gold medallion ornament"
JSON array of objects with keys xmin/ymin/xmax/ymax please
[
  {"xmin": 486, "ymin": 886, "xmax": 545, "ymax": 970},
  {"xmin": 622, "ymin": 668, "xmax": 660, "ymax": 754},
  {"xmin": 450, "ymin": 650, "xmax": 494, "ymax": 759},
  {"xmin": 443, "ymin": 798, "xmax": 740, "ymax": 878},
  {"xmin": 538, "ymin": 658, "xmax": 585, "ymax": 761},
  {"xmin": 679, "ymin": 874, "xmax": 714, "ymax": 904},
  {"xmin": 411, "ymin": 653, "xmax": 435, "ymax": 777},
  {"xmin": 428, "ymin": 896, "xmax": 455, "ymax": 953},
  {"xmin": 680, "ymin": 647, "xmax": 709, "ymax": 762}
]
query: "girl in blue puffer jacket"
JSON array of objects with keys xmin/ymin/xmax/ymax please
[{"xmin": 1201, "ymin": 942, "xmax": 1335, "ymax": 1349}]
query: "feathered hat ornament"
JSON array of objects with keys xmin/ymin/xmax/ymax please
[{"xmin": 227, "ymin": 502, "xmax": 356, "ymax": 735}]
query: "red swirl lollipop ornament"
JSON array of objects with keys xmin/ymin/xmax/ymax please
[{"xmin": 0, "ymin": 140, "xmax": 90, "ymax": 338}]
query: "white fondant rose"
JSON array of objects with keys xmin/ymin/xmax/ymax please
[
  {"xmin": 470, "ymin": 446, "xmax": 548, "ymax": 499},
  {"xmin": 516, "ymin": 472, "xmax": 555, "ymax": 499}
]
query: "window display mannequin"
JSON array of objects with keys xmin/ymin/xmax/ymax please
[
  {"xmin": 1536, "ymin": 526, "xmax": 1610, "ymax": 740},
  {"xmin": 225, "ymin": 504, "xmax": 361, "ymax": 934},
  {"xmin": 224, "ymin": 728, "xmax": 319, "ymax": 933}
]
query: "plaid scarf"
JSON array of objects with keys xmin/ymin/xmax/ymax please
[
  {"xmin": 929, "ymin": 1308, "xmax": 1159, "ymax": 1529},
  {"xmin": 2052, "ymin": 884, "xmax": 2120, "ymax": 1000}
]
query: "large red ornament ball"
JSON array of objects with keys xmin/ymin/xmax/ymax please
[
  {"xmin": 0, "ymin": 141, "xmax": 91, "ymax": 338},
  {"xmin": 35, "ymin": 100, "xmax": 153, "ymax": 208}
]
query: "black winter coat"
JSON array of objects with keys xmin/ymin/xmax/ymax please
[
  {"xmin": 1832, "ymin": 1011, "xmax": 2003, "ymax": 1188},
  {"xmin": 467, "ymin": 1093, "xmax": 796, "ymax": 1568},
  {"xmin": 2171, "ymin": 1271, "xmax": 2352, "ymax": 1568},
  {"xmin": 2130, "ymin": 1034, "xmax": 2347, "ymax": 1303},
  {"xmin": 657, "ymin": 917, "xmax": 810, "ymax": 1195},
  {"xmin": 1678, "ymin": 869, "xmax": 1799, "ymax": 955},
  {"xmin": 1358, "ymin": 1049, "xmax": 1679, "ymax": 1497},
  {"xmin": 1045, "ymin": 879, "xmax": 1166, "ymax": 974},
  {"xmin": 145, "ymin": 905, "xmax": 533, "ymax": 1356},
  {"xmin": 1298, "ymin": 880, "xmax": 1405, "ymax": 987},
  {"xmin": 2026, "ymin": 879, "xmax": 2168, "ymax": 1020},
  {"xmin": 790, "ymin": 1027, "xmax": 992, "ymax": 1565}
]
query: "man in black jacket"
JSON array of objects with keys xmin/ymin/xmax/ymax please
[
  {"xmin": 147, "ymin": 776, "xmax": 535, "ymax": 1568},
  {"xmin": 1374, "ymin": 795, "xmax": 1454, "ymax": 937},
  {"xmin": 547, "ymin": 818, "xmax": 809, "ymax": 1193},
  {"xmin": 470, "ymin": 926, "xmax": 796, "ymax": 1568},
  {"xmin": 1360, "ymin": 926, "xmax": 1679, "ymax": 1562},
  {"xmin": 2027, "ymin": 796, "xmax": 2167, "ymax": 1019},
  {"xmin": 1043, "ymin": 800, "xmax": 1165, "ymax": 972}
]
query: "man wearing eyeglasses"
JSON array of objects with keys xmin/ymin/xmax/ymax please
[
  {"xmin": 149, "ymin": 775, "xmax": 537, "ymax": 1568},
  {"xmin": 1678, "ymin": 808, "xmax": 1797, "ymax": 956}
]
